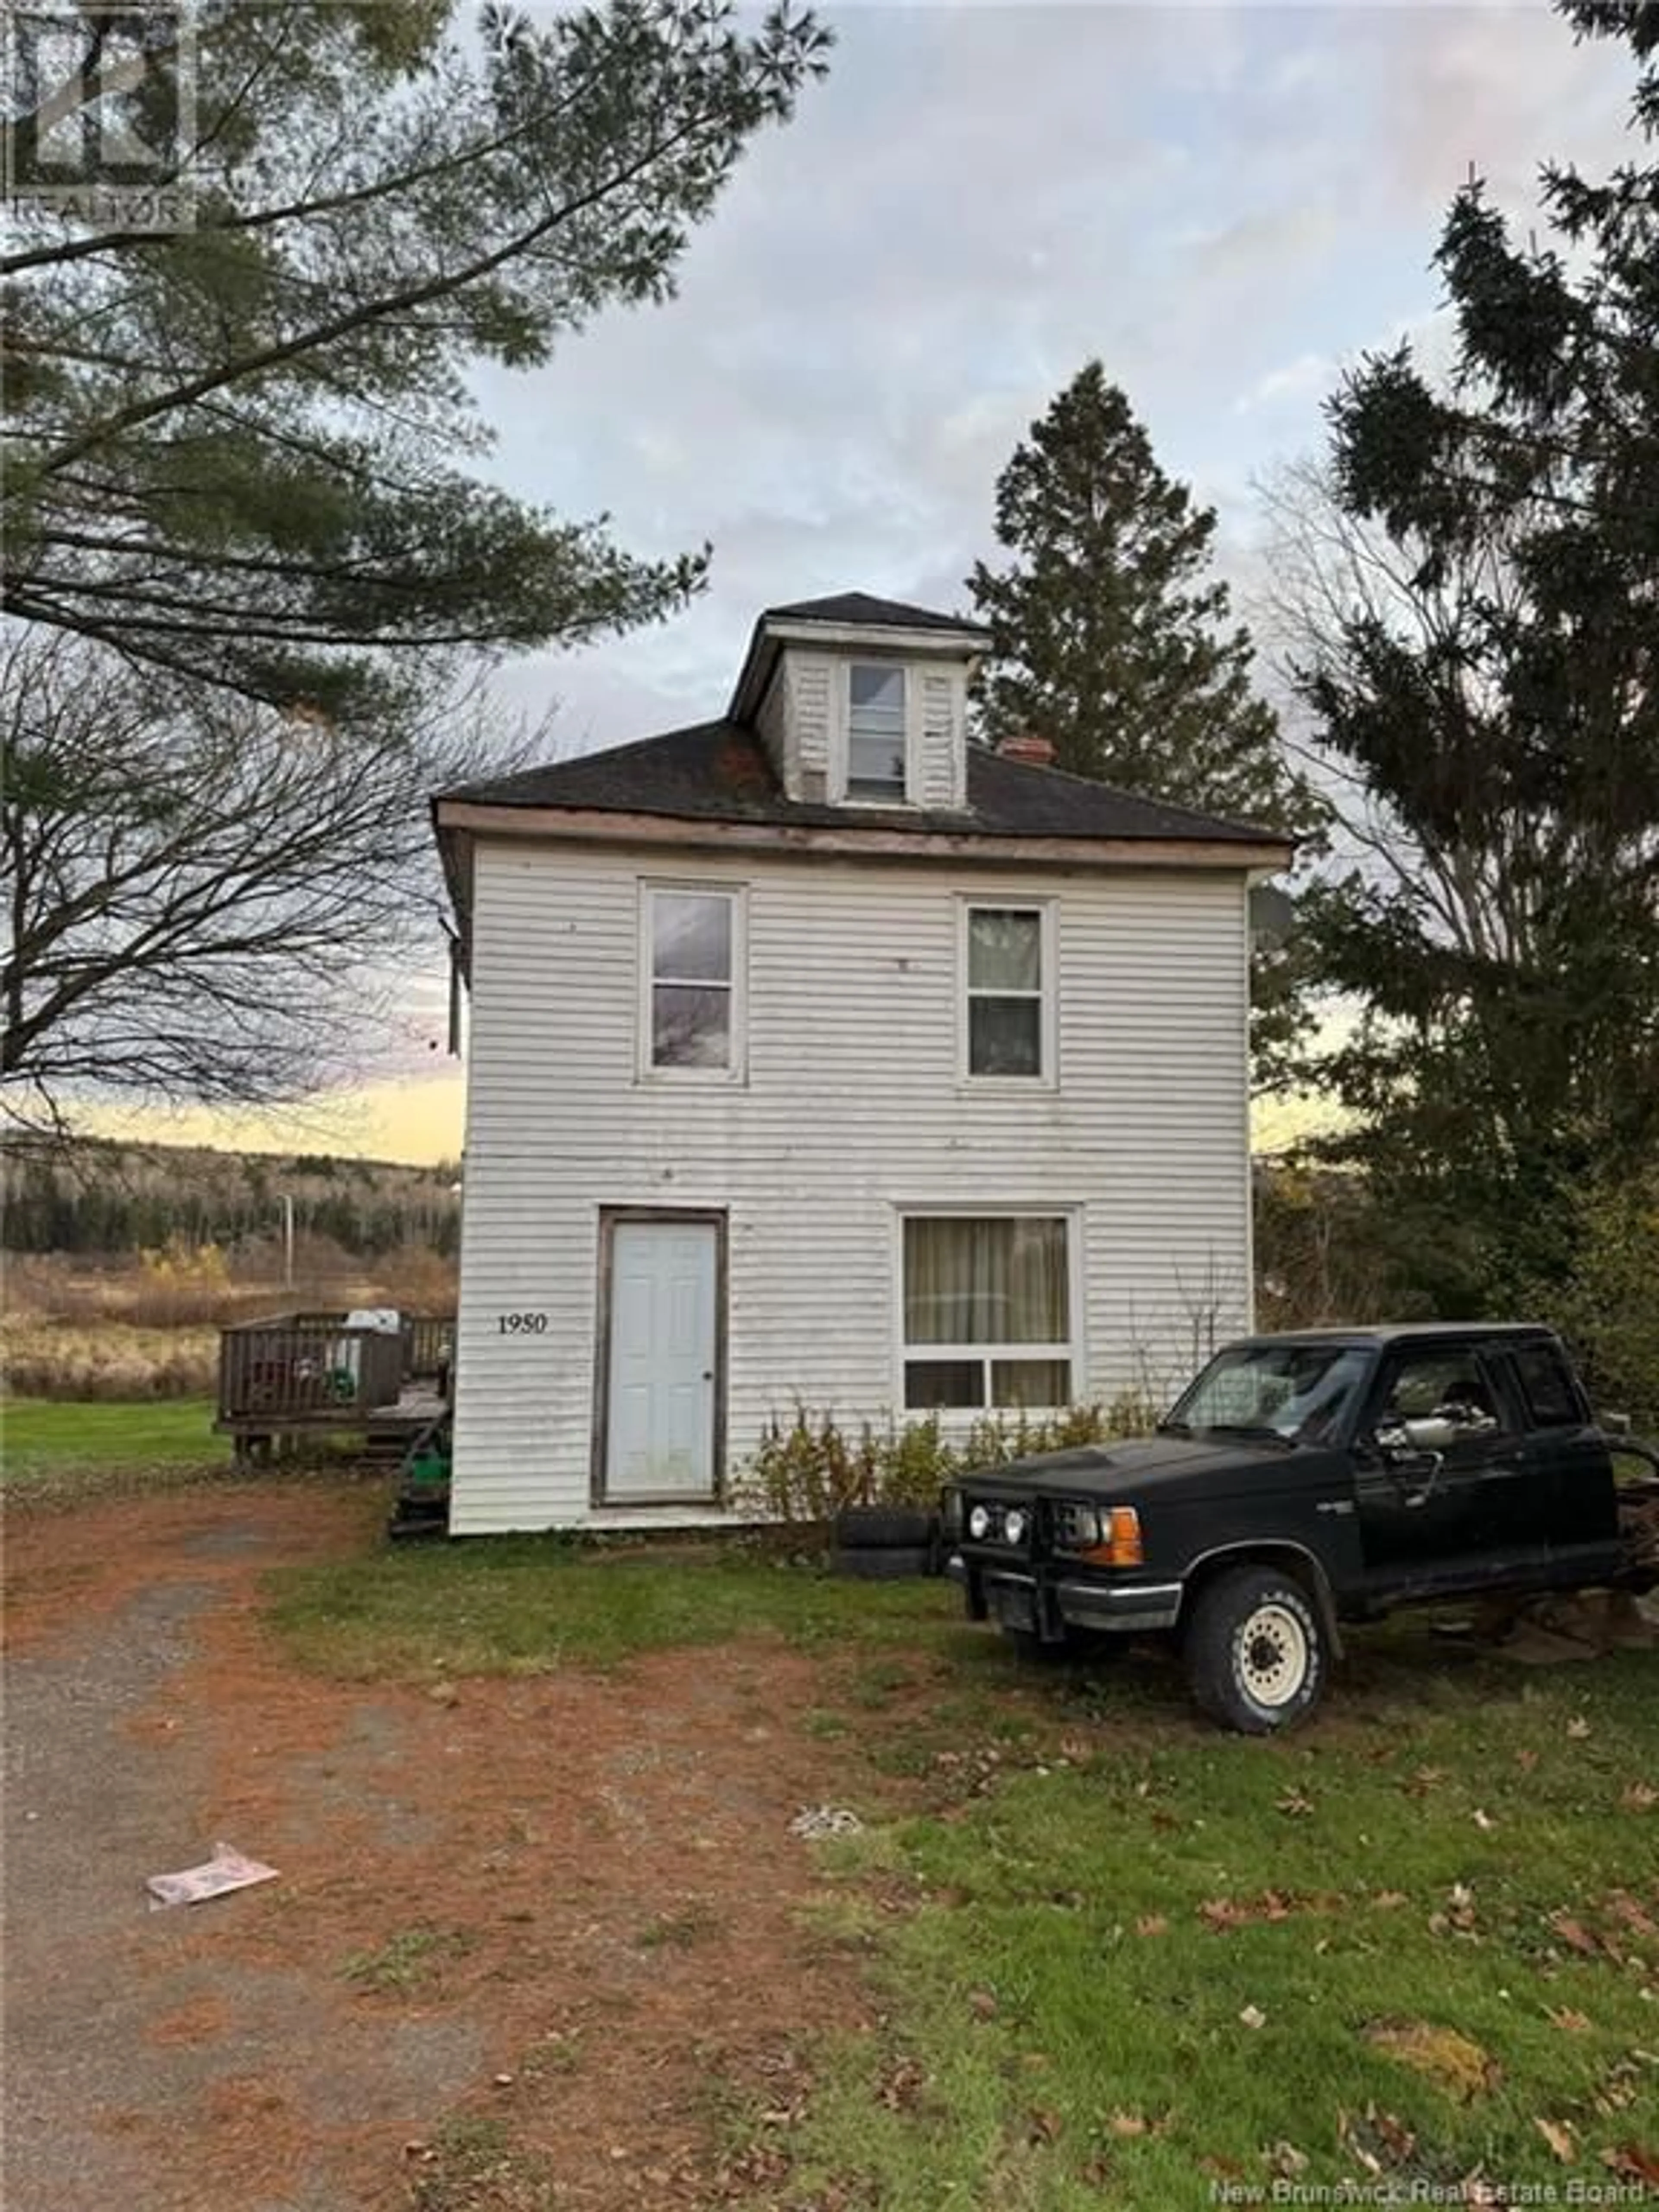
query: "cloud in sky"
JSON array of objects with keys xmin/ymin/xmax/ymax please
[{"xmin": 472, "ymin": 1, "xmax": 1634, "ymax": 750}]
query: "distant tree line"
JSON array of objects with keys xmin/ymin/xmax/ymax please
[{"xmin": 1, "ymin": 1145, "xmax": 460, "ymax": 1260}]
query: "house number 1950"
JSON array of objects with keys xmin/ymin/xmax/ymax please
[{"xmin": 497, "ymin": 1313, "xmax": 549, "ymax": 1334}]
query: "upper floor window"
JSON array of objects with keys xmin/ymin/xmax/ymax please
[
  {"xmin": 643, "ymin": 884, "xmax": 744, "ymax": 1075},
  {"xmin": 846, "ymin": 663, "xmax": 908, "ymax": 801},
  {"xmin": 963, "ymin": 903, "xmax": 1052, "ymax": 1080}
]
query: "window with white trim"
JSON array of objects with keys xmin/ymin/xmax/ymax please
[
  {"xmin": 902, "ymin": 1214, "xmax": 1074, "ymax": 1410},
  {"xmin": 964, "ymin": 904, "xmax": 1049, "ymax": 1078},
  {"xmin": 643, "ymin": 885, "xmax": 742, "ymax": 1074},
  {"xmin": 846, "ymin": 663, "xmax": 908, "ymax": 801}
]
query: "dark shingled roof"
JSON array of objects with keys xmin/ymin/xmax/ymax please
[
  {"xmin": 765, "ymin": 591, "xmax": 989, "ymax": 635},
  {"xmin": 443, "ymin": 721, "xmax": 1281, "ymax": 846}
]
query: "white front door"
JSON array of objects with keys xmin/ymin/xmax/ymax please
[{"xmin": 604, "ymin": 1219, "xmax": 720, "ymax": 1501}]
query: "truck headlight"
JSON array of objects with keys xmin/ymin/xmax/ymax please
[
  {"xmin": 1054, "ymin": 1502, "xmax": 1104, "ymax": 1551},
  {"xmin": 1055, "ymin": 1502, "xmax": 1142, "ymax": 1566},
  {"xmin": 967, "ymin": 1503, "xmax": 992, "ymax": 1541},
  {"xmin": 1003, "ymin": 1506, "xmax": 1029, "ymax": 1546}
]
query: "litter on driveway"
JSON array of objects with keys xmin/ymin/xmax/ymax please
[
  {"xmin": 145, "ymin": 1842, "xmax": 279, "ymax": 1909},
  {"xmin": 788, "ymin": 1805, "xmax": 864, "ymax": 1839}
]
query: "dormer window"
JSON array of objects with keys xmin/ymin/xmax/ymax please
[{"xmin": 846, "ymin": 664, "xmax": 908, "ymax": 802}]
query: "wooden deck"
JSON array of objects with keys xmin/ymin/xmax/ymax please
[{"xmin": 215, "ymin": 1314, "xmax": 453, "ymax": 1465}]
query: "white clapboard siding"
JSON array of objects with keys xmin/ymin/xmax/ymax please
[
  {"xmin": 916, "ymin": 667, "xmax": 966, "ymax": 810},
  {"xmin": 450, "ymin": 841, "xmax": 1253, "ymax": 1532}
]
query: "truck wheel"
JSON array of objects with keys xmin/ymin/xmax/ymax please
[{"xmin": 1183, "ymin": 1566, "xmax": 1325, "ymax": 1734}]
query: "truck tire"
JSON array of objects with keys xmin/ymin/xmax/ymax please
[
  {"xmin": 833, "ymin": 1506, "xmax": 938, "ymax": 1551},
  {"xmin": 831, "ymin": 1543, "xmax": 934, "ymax": 1580},
  {"xmin": 1183, "ymin": 1565, "xmax": 1325, "ymax": 1735}
]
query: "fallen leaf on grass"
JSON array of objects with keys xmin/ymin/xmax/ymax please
[
  {"xmin": 1373, "ymin": 1891, "xmax": 1410, "ymax": 1910},
  {"xmin": 1106, "ymin": 2110, "xmax": 1148, "ymax": 2138},
  {"xmin": 1366, "ymin": 2021, "xmax": 1500, "ymax": 2103},
  {"xmin": 1602, "ymin": 2144, "xmax": 1659, "ymax": 2186},
  {"xmin": 876, "ymin": 2060, "xmax": 925, "ymax": 2111},
  {"xmin": 1535, "ymin": 2117, "xmax": 1576, "ymax": 2163},
  {"xmin": 1516, "ymin": 1748, "xmax": 1539, "ymax": 1773},
  {"xmin": 1607, "ymin": 1893, "xmax": 1659, "ymax": 1940},
  {"xmin": 967, "ymin": 1988, "xmax": 999, "ymax": 2021},
  {"xmin": 1239, "ymin": 2004, "xmax": 1267, "ymax": 2031},
  {"xmin": 1135, "ymin": 1914, "xmax": 1168, "ymax": 1938},
  {"xmin": 1404, "ymin": 1765, "xmax": 1448, "ymax": 1798},
  {"xmin": 1549, "ymin": 1912, "xmax": 1603, "ymax": 1958},
  {"xmin": 1472, "ymin": 1808, "xmax": 1496, "ymax": 1831},
  {"xmin": 1432, "ymin": 1883, "xmax": 1481, "ymax": 1936},
  {"xmin": 1591, "ymin": 2058, "xmax": 1649, "ymax": 2117},
  {"xmin": 1200, "ymin": 1890, "xmax": 1301, "ymax": 1931},
  {"xmin": 1277, "ymin": 1789, "xmax": 1314, "ymax": 1818},
  {"xmin": 1621, "ymin": 1782, "xmax": 1657, "ymax": 1813},
  {"xmin": 1567, "ymin": 1716, "xmax": 1592, "ymax": 1740},
  {"xmin": 1338, "ymin": 2106, "xmax": 1413, "ymax": 2178},
  {"xmin": 1548, "ymin": 2007, "xmax": 1593, "ymax": 2033},
  {"xmin": 1026, "ymin": 2108, "xmax": 1062, "ymax": 2146},
  {"xmin": 1267, "ymin": 2142, "xmax": 1308, "ymax": 2178}
]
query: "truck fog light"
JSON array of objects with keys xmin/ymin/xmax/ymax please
[{"xmin": 968, "ymin": 1503, "xmax": 992, "ymax": 1541}]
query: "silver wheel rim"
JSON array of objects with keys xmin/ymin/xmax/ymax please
[{"xmin": 1237, "ymin": 1602, "xmax": 1309, "ymax": 1708}]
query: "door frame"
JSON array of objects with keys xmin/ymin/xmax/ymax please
[
  {"xmin": 1352, "ymin": 1339, "xmax": 1538, "ymax": 1594},
  {"xmin": 591, "ymin": 1206, "xmax": 728, "ymax": 1509}
]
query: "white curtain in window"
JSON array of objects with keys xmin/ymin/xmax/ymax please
[{"xmin": 904, "ymin": 1217, "xmax": 1068, "ymax": 1345}]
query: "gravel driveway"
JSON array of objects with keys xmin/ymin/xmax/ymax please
[{"xmin": 3, "ymin": 1487, "xmax": 865, "ymax": 2210}]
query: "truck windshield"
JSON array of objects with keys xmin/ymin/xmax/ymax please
[{"xmin": 1164, "ymin": 1344, "xmax": 1370, "ymax": 1445}]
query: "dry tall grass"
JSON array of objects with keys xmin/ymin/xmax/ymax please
[
  {"xmin": 2, "ymin": 1320, "xmax": 219, "ymax": 1400},
  {"xmin": 3, "ymin": 1243, "xmax": 459, "ymax": 1399}
]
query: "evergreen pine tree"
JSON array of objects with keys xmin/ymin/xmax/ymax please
[{"xmin": 968, "ymin": 364, "xmax": 1303, "ymax": 830}]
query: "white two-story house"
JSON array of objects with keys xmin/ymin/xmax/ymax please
[{"xmin": 433, "ymin": 591, "xmax": 1294, "ymax": 1534}]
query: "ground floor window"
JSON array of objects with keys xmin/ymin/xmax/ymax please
[{"xmin": 902, "ymin": 1213, "xmax": 1074, "ymax": 1410}]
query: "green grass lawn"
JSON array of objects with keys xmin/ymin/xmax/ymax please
[
  {"xmin": 270, "ymin": 1535, "xmax": 961, "ymax": 1675},
  {"xmin": 271, "ymin": 1528, "xmax": 1659, "ymax": 2205},
  {"xmin": 785, "ymin": 1633, "xmax": 1659, "ymax": 2207},
  {"xmin": 0, "ymin": 1395, "xmax": 226, "ymax": 1484}
]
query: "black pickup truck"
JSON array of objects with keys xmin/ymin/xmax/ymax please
[{"xmin": 944, "ymin": 1324, "xmax": 1659, "ymax": 1735}]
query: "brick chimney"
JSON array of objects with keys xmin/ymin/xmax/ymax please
[{"xmin": 997, "ymin": 730, "xmax": 1056, "ymax": 768}]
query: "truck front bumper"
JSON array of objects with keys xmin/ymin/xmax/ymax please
[{"xmin": 947, "ymin": 1555, "xmax": 1184, "ymax": 1639}]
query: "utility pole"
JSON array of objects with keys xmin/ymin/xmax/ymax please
[{"xmin": 283, "ymin": 1194, "xmax": 295, "ymax": 1292}]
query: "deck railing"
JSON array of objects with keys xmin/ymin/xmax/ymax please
[
  {"xmin": 403, "ymin": 1314, "xmax": 454, "ymax": 1383},
  {"xmin": 217, "ymin": 1320, "xmax": 406, "ymax": 1427}
]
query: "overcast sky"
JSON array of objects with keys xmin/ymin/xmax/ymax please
[{"xmin": 467, "ymin": 0, "xmax": 1635, "ymax": 757}]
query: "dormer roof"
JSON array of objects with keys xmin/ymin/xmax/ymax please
[
  {"xmin": 727, "ymin": 591, "xmax": 990, "ymax": 723},
  {"xmin": 764, "ymin": 591, "xmax": 990, "ymax": 634}
]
